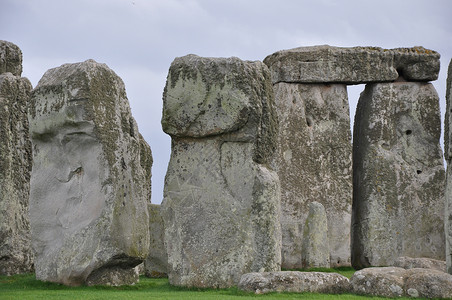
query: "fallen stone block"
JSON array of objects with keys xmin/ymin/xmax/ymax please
[
  {"xmin": 393, "ymin": 256, "xmax": 446, "ymax": 272},
  {"xmin": 238, "ymin": 271, "xmax": 350, "ymax": 294},
  {"xmin": 350, "ymin": 267, "xmax": 406, "ymax": 297}
]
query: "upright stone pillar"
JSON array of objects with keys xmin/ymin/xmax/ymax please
[
  {"xmin": 264, "ymin": 46, "xmax": 354, "ymax": 267},
  {"xmin": 161, "ymin": 55, "xmax": 281, "ymax": 288},
  {"xmin": 29, "ymin": 60, "xmax": 152, "ymax": 286},
  {"xmin": 353, "ymin": 59, "xmax": 445, "ymax": 267},
  {"xmin": 0, "ymin": 40, "xmax": 33, "ymax": 275},
  {"xmin": 445, "ymin": 58, "xmax": 452, "ymax": 275},
  {"xmin": 302, "ymin": 202, "xmax": 330, "ymax": 268},
  {"xmin": 144, "ymin": 204, "xmax": 168, "ymax": 278}
]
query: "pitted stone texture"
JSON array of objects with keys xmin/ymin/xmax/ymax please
[
  {"xmin": 404, "ymin": 268, "xmax": 452, "ymax": 299},
  {"xmin": 162, "ymin": 55, "xmax": 277, "ymax": 165},
  {"xmin": 393, "ymin": 256, "xmax": 446, "ymax": 272},
  {"xmin": 351, "ymin": 267, "xmax": 452, "ymax": 298},
  {"xmin": 162, "ymin": 55, "xmax": 281, "ymax": 288},
  {"xmin": 0, "ymin": 40, "xmax": 23, "ymax": 76},
  {"xmin": 0, "ymin": 73, "xmax": 33, "ymax": 275},
  {"xmin": 271, "ymin": 83, "xmax": 352, "ymax": 268},
  {"xmin": 445, "ymin": 59, "xmax": 452, "ymax": 275},
  {"xmin": 29, "ymin": 60, "xmax": 152, "ymax": 286},
  {"xmin": 352, "ymin": 81, "xmax": 445, "ymax": 269},
  {"xmin": 144, "ymin": 204, "xmax": 168, "ymax": 278},
  {"xmin": 264, "ymin": 45, "xmax": 440, "ymax": 84},
  {"xmin": 350, "ymin": 267, "xmax": 407, "ymax": 297},
  {"xmin": 238, "ymin": 271, "xmax": 350, "ymax": 294},
  {"xmin": 301, "ymin": 202, "xmax": 329, "ymax": 268}
]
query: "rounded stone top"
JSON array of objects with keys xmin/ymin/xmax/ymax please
[{"xmin": 0, "ymin": 40, "xmax": 23, "ymax": 76}]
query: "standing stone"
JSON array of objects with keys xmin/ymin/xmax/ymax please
[
  {"xmin": 0, "ymin": 41, "xmax": 33, "ymax": 275},
  {"xmin": 161, "ymin": 55, "xmax": 281, "ymax": 288},
  {"xmin": 263, "ymin": 78, "xmax": 352, "ymax": 268},
  {"xmin": 144, "ymin": 204, "xmax": 168, "ymax": 278},
  {"xmin": 352, "ymin": 80, "xmax": 445, "ymax": 269},
  {"xmin": 29, "ymin": 60, "xmax": 152, "ymax": 286},
  {"xmin": 302, "ymin": 202, "xmax": 330, "ymax": 268},
  {"xmin": 446, "ymin": 58, "xmax": 452, "ymax": 275}
]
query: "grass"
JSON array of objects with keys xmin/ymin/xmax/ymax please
[{"xmin": 0, "ymin": 268, "xmax": 411, "ymax": 300}]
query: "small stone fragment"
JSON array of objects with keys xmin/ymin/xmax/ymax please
[
  {"xmin": 29, "ymin": 60, "xmax": 152, "ymax": 286},
  {"xmin": 161, "ymin": 55, "xmax": 281, "ymax": 288},
  {"xmin": 302, "ymin": 202, "xmax": 330, "ymax": 268},
  {"xmin": 238, "ymin": 271, "xmax": 350, "ymax": 294},
  {"xmin": 0, "ymin": 43, "xmax": 33, "ymax": 275},
  {"xmin": 0, "ymin": 40, "xmax": 23, "ymax": 76},
  {"xmin": 144, "ymin": 204, "xmax": 168, "ymax": 278},
  {"xmin": 352, "ymin": 81, "xmax": 445, "ymax": 269},
  {"xmin": 264, "ymin": 45, "xmax": 439, "ymax": 84}
]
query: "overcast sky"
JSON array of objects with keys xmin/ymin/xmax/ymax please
[{"xmin": 2, "ymin": 0, "xmax": 451, "ymax": 204}]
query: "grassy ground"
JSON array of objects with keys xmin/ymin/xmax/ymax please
[{"xmin": 0, "ymin": 268, "xmax": 410, "ymax": 300}]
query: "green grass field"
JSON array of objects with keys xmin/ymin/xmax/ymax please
[{"xmin": 0, "ymin": 268, "xmax": 410, "ymax": 300}]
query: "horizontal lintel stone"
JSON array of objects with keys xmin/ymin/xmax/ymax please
[{"xmin": 264, "ymin": 45, "xmax": 440, "ymax": 84}]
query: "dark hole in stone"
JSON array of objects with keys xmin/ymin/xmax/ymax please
[
  {"xmin": 306, "ymin": 116, "xmax": 313, "ymax": 127},
  {"xmin": 406, "ymin": 130, "xmax": 412, "ymax": 135},
  {"xmin": 396, "ymin": 68, "xmax": 406, "ymax": 81},
  {"xmin": 417, "ymin": 170, "xmax": 422, "ymax": 174}
]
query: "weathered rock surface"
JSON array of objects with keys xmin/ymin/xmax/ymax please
[
  {"xmin": 350, "ymin": 267, "xmax": 408, "ymax": 297},
  {"xmin": 394, "ymin": 256, "xmax": 446, "ymax": 272},
  {"xmin": 144, "ymin": 204, "xmax": 168, "ymax": 278},
  {"xmin": 29, "ymin": 60, "xmax": 152, "ymax": 286},
  {"xmin": 161, "ymin": 55, "xmax": 281, "ymax": 288},
  {"xmin": 352, "ymin": 81, "xmax": 445, "ymax": 269},
  {"xmin": 238, "ymin": 271, "xmax": 350, "ymax": 294},
  {"xmin": 264, "ymin": 45, "xmax": 440, "ymax": 84},
  {"xmin": 404, "ymin": 268, "xmax": 452, "ymax": 298},
  {"xmin": 269, "ymin": 82, "xmax": 352, "ymax": 268},
  {"xmin": 351, "ymin": 267, "xmax": 452, "ymax": 298},
  {"xmin": 445, "ymin": 59, "xmax": 452, "ymax": 275},
  {"xmin": 0, "ymin": 40, "xmax": 23, "ymax": 76},
  {"xmin": 0, "ymin": 41, "xmax": 33, "ymax": 275},
  {"xmin": 301, "ymin": 202, "xmax": 329, "ymax": 268}
]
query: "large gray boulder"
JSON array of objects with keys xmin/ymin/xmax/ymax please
[
  {"xmin": 161, "ymin": 55, "xmax": 281, "ymax": 288},
  {"xmin": 404, "ymin": 268, "xmax": 452, "ymax": 298},
  {"xmin": 301, "ymin": 202, "xmax": 330, "ymax": 268},
  {"xmin": 144, "ymin": 204, "xmax": 168, "ymax": 278},
  {"xmin": 29, "ymin": 60, "xmax": 153, "ymax": 286},
  {"xmin": 446, "ymin": 59, "xmax": 452, "ymax": 275},
  {"xmin": 268, "ymin": 82, "xmax": 352, "ymax": 268},
  {"xmin": 264, "ymin": 45, "xmax": 440, "ymax": 84},
  {"xmin": 351, "ymin": 267, "xmax": 452, "ymax": 298},
  {"xmin": 351, "ymin": 267, "xmax": 406, "ymax": 298},
  {"xmin": 238, "ymin": 271, "xmax": 350, "ymax": 294},
  {"xmin": 352, "ymin": 81, "xmax": 445, "ymax": 269},
  {"xmin": 0, "ymin": 40, "xmax": 23, "ymax": 76},
  {"xmin": 393, "ymin": 256, "xmax": 446, "ymax": 272},
  {"xmin": 0, "ymin": 41, "xmax": 33, "ymax": 275}
]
